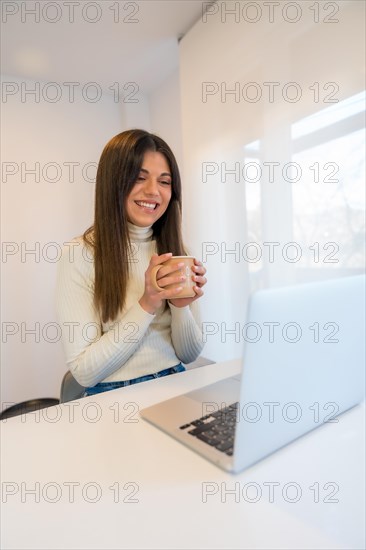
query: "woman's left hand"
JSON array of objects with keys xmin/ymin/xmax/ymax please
[{"xmin": 169, "ymin": 259, "xmax": 207, "ymax": 308}]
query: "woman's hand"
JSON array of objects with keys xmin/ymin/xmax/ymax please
[
  {"xmin": 139, "ymin": 253, "xmax": 189, "ymax": 315},
  {"xmin": 169, "ymin": 259, "xmax": 207, "ymax": 308}
]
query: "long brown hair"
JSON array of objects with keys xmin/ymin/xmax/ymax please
[{"xmin": 84, "ymin": 129, "xmax": 186, "ymax": 323}]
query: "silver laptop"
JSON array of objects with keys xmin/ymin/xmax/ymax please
[{"xmin": 140, "ymin": 275, "xmax": 365, "ymax": 473}]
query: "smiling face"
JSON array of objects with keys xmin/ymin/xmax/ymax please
[{"xmin": 126, "ymin": 150, "xmax": 172, "ymax": 227}]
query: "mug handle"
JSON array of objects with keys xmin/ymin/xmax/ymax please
[{"xmin": 150, "ymin": 265, "xmax": 164, "ymax": 292}]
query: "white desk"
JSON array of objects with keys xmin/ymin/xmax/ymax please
[{"xmin": 1, "ymin": 360, "xmax": 365, "ymax": 550}]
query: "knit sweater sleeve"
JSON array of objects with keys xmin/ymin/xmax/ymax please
[
  {"xmin": 55, "ymin": 241, "xmax": 155, "ymax": 387},
  {"xmin": 168, "ymin": 300, "xmax": 205, "ymax": 364}
]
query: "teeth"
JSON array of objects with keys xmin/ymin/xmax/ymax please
[{"xmin": 136, "ymin": 201, "xmax": 156, "ymax": 210}]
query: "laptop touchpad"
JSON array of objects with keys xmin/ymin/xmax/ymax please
[{"xmin": 187, "ymin": 377, "xmax": 240, "ymax": 405}]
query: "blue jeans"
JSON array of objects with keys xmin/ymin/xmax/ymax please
[{"xmin": 83, "ymin": 363, "xmax": 186, "ymax": 397}]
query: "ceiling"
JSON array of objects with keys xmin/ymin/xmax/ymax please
[{"xmin": 1, "ymin": 0, "xmax": 207, "ymax": 94}]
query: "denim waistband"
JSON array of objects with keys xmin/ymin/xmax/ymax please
[{"xmin": 83, "ymin": 363, "xmax": 186, "ymax": 397}]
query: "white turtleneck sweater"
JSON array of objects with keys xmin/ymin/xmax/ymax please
[{"xmin": 55, "ymin": 223, "xmax": 204, "ymax": 387}]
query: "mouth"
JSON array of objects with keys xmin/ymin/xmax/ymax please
[{"xmin": 135, "ymin": 200, "xmax": 159, "ymax": 211}]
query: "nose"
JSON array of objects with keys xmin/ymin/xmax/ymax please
[{"xmin": 143, "ymin": 177, "xmax": 159, "ymax": 196}]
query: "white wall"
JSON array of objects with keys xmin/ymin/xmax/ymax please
[
  {"xmin": 149, "ymin": 69, "xmax": 183, "ymax": 169},
  {"xmin": 178, "ymin": 0, "xmax": 365, "ymax": 362},
  {"xmin": 1, "ymin": 75, "xmax": 151, "ymax": 407}
]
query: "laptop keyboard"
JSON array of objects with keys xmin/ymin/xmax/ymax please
[{"xmin": 179, "ymin": 402, "xmax": 239, "ymax": 456}]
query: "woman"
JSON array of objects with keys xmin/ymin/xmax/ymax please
[{"xmin": 56, "ymin": 129, "xmax": 207, "ymax": 396}]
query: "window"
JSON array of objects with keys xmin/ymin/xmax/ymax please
[{"xmin": 291, "ymin": 91, "xmax": 365, "ymax": 272}]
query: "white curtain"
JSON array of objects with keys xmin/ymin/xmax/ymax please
[{"xmin": 179, "ymin": 0, "xmax": 365, "ymax": 361}]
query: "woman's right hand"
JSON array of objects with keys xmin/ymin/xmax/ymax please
[{"xmin": 139, "ymin": 253, "xmax": 186, "ymax": 315}]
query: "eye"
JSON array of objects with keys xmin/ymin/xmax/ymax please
[{"xmin": 160, "ymin": 180, "xmax": 171, "ymax": 186}]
